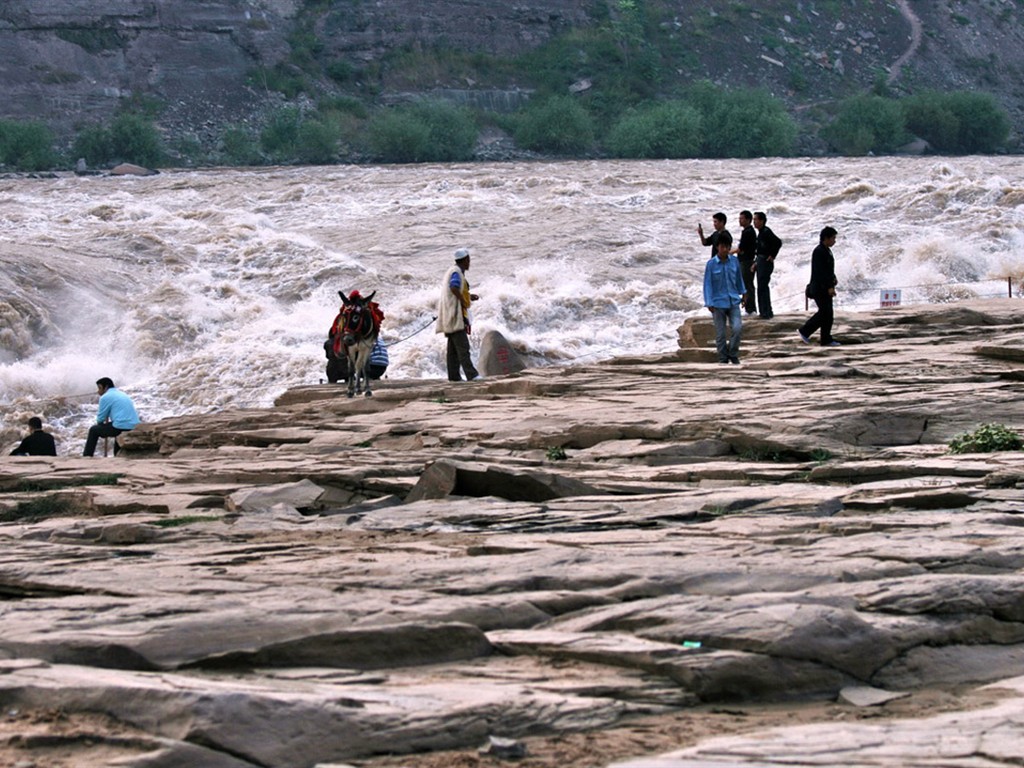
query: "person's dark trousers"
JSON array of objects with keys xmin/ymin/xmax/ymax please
[
  {"xmin": 83, "ymin": 423, "xmax": 124, "ymax": 457},
  {"xmin": 800, "ymin": 291, "xmax": 834, "ymax": 345},
  {"xmin": 445, "ymin": 330, "xmax": 479, "ymax": 381},
  {"xmin": 755, "ymin": 258, "xmax": 775, "ymax": 318},
  {"xmin": 739, "ymin": 258, "xmax": 756, "ymax": 314}
]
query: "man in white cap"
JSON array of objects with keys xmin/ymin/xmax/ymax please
[{"xmin": 435, "ymin": 248, "xmax": 480, "ymax": 381}]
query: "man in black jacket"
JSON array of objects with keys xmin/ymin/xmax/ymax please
[
  {"xmin": 9, "ymin": 416, "xmax": 57, "ymax": 456},
  {"xmin": 753, "ymin": 211, "xmax": 782, "ymax": 319},
  {"xmin": 736, "ymin": 209, "xmax": 758, "ymax": 315},
  {"xmin": 799, "ymin": 226, "xmax": 841, "ymax": 347},
  {"xmin": 697, "ymin": 212, "xmax": 729, "ymax": 256}
]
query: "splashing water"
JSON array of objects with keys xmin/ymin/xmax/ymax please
[{"xmin": 2, "ymin": 157, "xmax": 1023, "ymax": 453}]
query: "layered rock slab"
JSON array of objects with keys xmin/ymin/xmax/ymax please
[{"xmin": 2, "ymin": 299, "xmax": 1024, "ymax": 767}]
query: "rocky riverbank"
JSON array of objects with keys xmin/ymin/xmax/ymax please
[{"xmin": 1, "ymin": 298, "xmax": 1023, "ymax": 767}]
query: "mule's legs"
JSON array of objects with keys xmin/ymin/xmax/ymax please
[
  {"xmin": 356, "ymin": 345, "xmax": 373, "ymax": 397},
  {"xmin": 346, "ymin": 352, "xmax": 357, "ymax": 398}
]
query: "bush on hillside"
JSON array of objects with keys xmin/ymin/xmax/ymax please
[
  {"xmin": 822, "ymin": 94, "xmax": 907, "ymax": 155},
  {"xmin": 679, "ymin": 82, "xmax": 797, "ymax": 157},
  {"xmin": 72, "ymin": 124, "xmax": 113, "ymax": 167},
  {"xmin": 903, "ymin": 91, "xmax": 1009, "ymax": 154},
  {"xmin": 108, "ymin": 114, "xmax": 163, "ymax": 167},
  {"xmin": 605, "ymin": 101, "xmax": 703, "ymax": 158},
  {"xmin": 221, "ymin": 126, "xmax": 262, "ymax": 166},
  {"xmin": 72, "ymin": 114, "xmax": 162, "ymax": 167},
  {"xmin": 513, "ymin": 96, "xmax": 595, "ymax": 154},
  {"xmin": 365, "ymin": 101, "xmax": 477, "ymax": 163},
  {"xmin": 0, "ymin": 120, "xmax": 56, "ymax": 171},
  {"xmin": 260, "ymin": 108, "xmax": 302, "ymax": 161},
  {"xmin": 294, "ymin": 119, "xmax": 340, "ymax": 164},
  {"xmin": 365, "ymin": 110, "xmax": 431, "ymax": 163}
]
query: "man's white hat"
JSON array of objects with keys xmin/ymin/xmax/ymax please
[{"xmin": 454, "ymin": 248, "xmax": 470, "ymax": 260}]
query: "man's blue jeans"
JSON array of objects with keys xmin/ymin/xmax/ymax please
[{"xmin": 712, "ymin": 304, "xmax": 743, "ymax": 362}]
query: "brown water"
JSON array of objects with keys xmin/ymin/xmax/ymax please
[{"xmin": 1, "ymin": 156, "xmax": 1022, "ymax": 452}]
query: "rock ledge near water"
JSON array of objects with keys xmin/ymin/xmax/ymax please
[{"xmin": 1, "ymin": 298, "xmax": 1024, "ymax": 767}]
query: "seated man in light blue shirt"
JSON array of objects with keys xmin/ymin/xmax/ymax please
[
  {"xmin": 83, "ymin": 377, "xmax": 140, "ymax": 457},
  {"xmin": 702, "ymin": 231, "xmax": 746, "ymax": 364}
]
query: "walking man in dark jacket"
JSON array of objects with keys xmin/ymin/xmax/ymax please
[{"xmin": 799, "ymin": 226, "xmax": 841, "ymax": 347}]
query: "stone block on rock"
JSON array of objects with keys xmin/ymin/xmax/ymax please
[
  {"xmin": 227, "ymin": 479, "xmax": 325, "ymax": 513},
  {"xmin": 478, "ymin": 330, "xmax": 526, "ymax": 377},
  {"xmin": 406, "ymin": 459, "xmax": 601, "ymax": 502},
  {"xmin": 110, "ymin": 163, "xmax": 159, "ymax": 176}
]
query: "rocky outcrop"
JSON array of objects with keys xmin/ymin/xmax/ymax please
[{"xmin": 1, "ymin": 298, "xmax": 1024, "ymax": 767}]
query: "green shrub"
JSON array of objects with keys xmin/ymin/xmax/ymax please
[
  {"xmin": 254, "ymin": 64, "xmax": 308, "ymax": 98},
  {"xmin": 679, "ymin": 82, "xmax": 796, "ymax": 157},
  {"xmin": 295, "ymin": 119, "xmax": 340, "ymax": 164},
  {"xmin": 318, "ymin": 95, "xmax": 369, "ymax": 120},
  {"xmin": 822, "ymin": 94, "xmax": 907, "ymax": 155},
  {"xmin": 260, "ymin": 107, "xmax": 302, "ymax": 160},
  {"xmin": 15, "ymin": 474, "xmax": 121, "ymax": 492},
  {"xmin": 545, "ymin": 446, "xmax": 568, "ymax": 461},
  {"xmin": 108, "ymin": 113, "xmax": 162, "ymax": 166},
  {"xmin": 606, "ymin": 101, "xmax": 703, "ymax": 158},
  {"xmin": 513, "ymin": 96, "xmax": 595, "ymax": 154},
  {"xmin": 72, "ymin": 124, "xmax": 113, "ymax": 167},
  {"xmin": 326, "ymin": 59, "xmax": 355, "ymax": 84},
  {"xmin": 365, "ymin": 109, "xmax": 432, "ymax": 163},
  {"xmin": 414, "ymin": 101, "xmax": 478, "ymax": 161},
  {"xmin": 709, "ymin": 88, "xmax": 797, "ymax": 157},
  {"xmin": 948, "ymin": 423, "xmax": 1023, "ymax": 454},
  {"xmin": 365, "ymin": 101, "xmax": 477, "ymax": 163},
  {"xmin": 150, "ymin": 515, "xmax": 220, "ymax": 528},
  {"xmin": 904, "ymin": 91, "xmax": 1009, "ymax": 154},
  {"xmin": 72, "ymin": 114, "xmax": 163, "ymax": 167},
  {"xmin": 221, "ymin": 125, "xmax": 262, "ymax": 166},
  {"xmin": 0, "ymin": 494, "xmax": 89, "ymax": 523},
  {"xmin": 0, "ymin": 120, "xmax": 57, "ymax": 171},
  {"xmin": 902, "ymin": 93, "xmax": 960, "ymax": 150}
]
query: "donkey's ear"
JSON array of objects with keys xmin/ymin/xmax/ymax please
[
  {"xmin": 364, "ymin": 290, "xmax": 376, "ymax": 303},
  {"xmin": 339, "ymin": 290, "xmax": 350, "ymax": 304}
]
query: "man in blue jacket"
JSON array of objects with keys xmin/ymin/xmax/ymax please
[
  {"xmin": 703, "ymin": 231, "xmax": 747, "ymax": 365},
  {"xmin": 83, "ymin": 377, "xmax": 140, "ymax": 457}
]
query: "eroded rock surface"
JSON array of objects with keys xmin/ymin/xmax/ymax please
[{"xmin": 1, "ymin": 299, "xmax": 1023, "ymax": 767}]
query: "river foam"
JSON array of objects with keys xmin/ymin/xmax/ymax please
[{"xmin": 2, "ymin": 157, "xmax": 1023, "ymax": 453}]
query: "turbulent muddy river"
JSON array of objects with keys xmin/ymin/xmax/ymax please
[{"xmin": 2, "ymin": 156, "xmax": 1023, "ymax": 453}]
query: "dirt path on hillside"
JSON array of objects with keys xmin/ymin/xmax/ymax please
[{"xmin": 888, "ymin": 0, "xmax": 923, "ymax": 84}]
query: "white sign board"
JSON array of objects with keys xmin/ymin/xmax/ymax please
[{"xmin": 880, "ymin": 289, "xmax": 902, "ymax": 308}]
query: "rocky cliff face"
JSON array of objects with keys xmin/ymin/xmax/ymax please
[
  {"xmin": 1, "ymin": 0, "xmax": 1023, "ymax": 153},
  {"xmin": 0, "ymin": 0, "xmax": 297, "ymax": 141}
]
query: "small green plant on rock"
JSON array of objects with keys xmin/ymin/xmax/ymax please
[
  {"xmin": 150, "ymin": 515, "xmax": 221, "ymax": 528},
  {"xmin": 948, "ymin": 423, "xmax": 1023, "ymax": 454},
  {"xmin": 0, "ymin": 493, "xmax": 90, "ymax": 523},
  {"xmin": 810, "ymin": 448, "xmax": 833, "ymax": 464},
  {"xmin": 545, "ymin": 446, "xmax": 568, "ymax": 461},
  {"xmin": 738, "ymin": 446, "xmax": 784, "ymax": 462}
]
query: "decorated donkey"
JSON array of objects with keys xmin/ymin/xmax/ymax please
[{"xmin": 332, "ymin": 290, "xmax": 382, "ymax": 398}]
